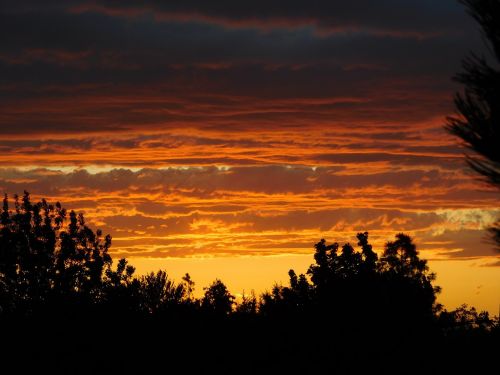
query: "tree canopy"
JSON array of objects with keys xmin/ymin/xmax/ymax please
[{"xmin": 445, "ymin": 0, "xmax": 500, "ymax": 249}]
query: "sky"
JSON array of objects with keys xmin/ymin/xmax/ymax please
[{"xmin": 0, "ymin": 1, "xmax": 499, "ymax": 313}]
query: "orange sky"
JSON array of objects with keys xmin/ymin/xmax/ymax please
[{"xmin": 0, "ymin": 0, "xmax": 498, "ymax": 314}]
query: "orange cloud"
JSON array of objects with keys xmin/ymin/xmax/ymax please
[{"xmin": 0, "ymin": 166, "xmax": 497, "ymax": 262}]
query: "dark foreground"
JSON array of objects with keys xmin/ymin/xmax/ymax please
[
  {"xmin": 1, "ymin": 313, "xmax": 498, "ymax": 375},
  {"xmin": 1, "ymin": 194, "xmax": 498, "ymax": 374}
]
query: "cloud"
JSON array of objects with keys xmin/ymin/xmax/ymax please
[
  {"xmin": 0, "ymin": 1, "xmax": 497, "ymax": 262},
  {"xmin": 0, "ymin": 0, "xmax": 485, "ymax": 138},
  {"xmin": 428, "ymin": 229, "xmax": 499, "ymax": 259},
  {"xmin": 0, "ymin": 167, "xmax": 497, "ymax": 259},
  {"xmin": 66, "ymin": 1, "xmax": 470, "ymax": 36},
  {"xmin": 479, "ymin": 259, "xmax": 500, "ymax": 267}
]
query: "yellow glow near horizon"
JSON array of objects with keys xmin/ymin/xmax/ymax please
[{"xmin": 130, "ymin": 255, "xmax": 500, "ymax": 315}]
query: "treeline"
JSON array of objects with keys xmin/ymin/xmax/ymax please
[{"xmin": 0, "ymin": 192, "xmax": 498, "ymax": 374}]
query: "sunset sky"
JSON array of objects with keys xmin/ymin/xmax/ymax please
[{"xmin": 1, "ymin": 1, "xmax": 499, "ymax": 313}]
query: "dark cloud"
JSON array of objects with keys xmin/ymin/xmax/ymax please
[
  {"xmin": 0, "ymin": 166, "xmax": 482, "ymax": 195},
  {"xmin": 431, "ymin": 229, "xmax": 499, "ymax": 259},
  {"xmin": 3, "ymin": 1, "xmax": 469, "ymax": 34},
  {"xmin": 480, "ymin": 259, "xmax": 500, "ymax": 267},
  {"xmin": 0, "ymin": 0, "xmax": 486, "ymax": 136},
  {"xmin": 1, "ymin": 166, "xmax": 497, "ymax": 229}
]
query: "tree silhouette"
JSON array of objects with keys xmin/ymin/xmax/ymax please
[
  {"xmin": 201, "ymin": 279, "xmax": 235, "ymax": 316},
  {"xmin": 0, "ymin": 192, "xmax": 61, "ymax": 313},
  {"xmin": 0, "ymin": 191, "xmax": 130, "ymax": 316},
  {"xmin": 439, "ymin": 303, "xmax": 496, "ymax": 333},
  {"xmin": 102, "ymin": 257, "xmax": 141, "ymax": 314},
  {"xmin": 139, "ymin": 270, "xmax": 190, "ymax": 315},
  {"xmin": 378, "ymin": 233, "xmax": 440, "ymax": 325},
  {"xmin": 235, "ymin": 290, "xmax": 258, "ymax": 315},
  {"xmin": 182, "ymin": 272, "xmax": 196, "ymax": 300},
  {"xmin": 445, "ymin": 0, "xmax": 500, "ymax": 249}
]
